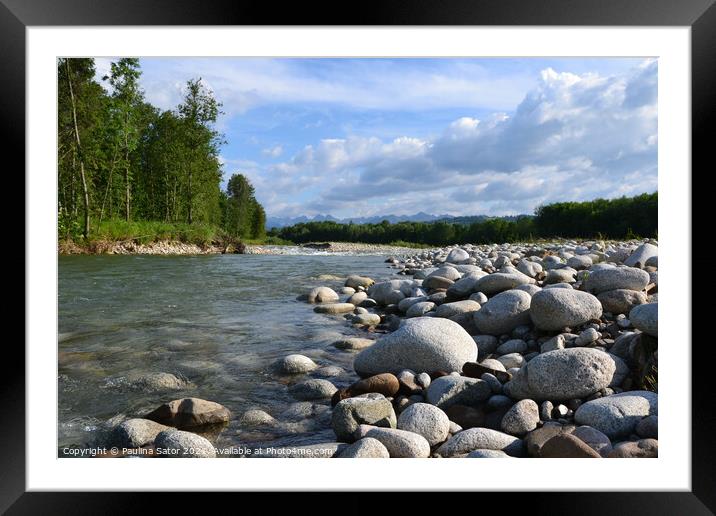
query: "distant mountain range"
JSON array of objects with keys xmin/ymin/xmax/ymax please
[{"xmin": 266, "ymin": 212, "xmax": 531, "ymax": 229}]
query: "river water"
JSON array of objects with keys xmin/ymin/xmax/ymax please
[{"xmin": 58, "ymin": 251, "xmax": 402, "ymax": 454}]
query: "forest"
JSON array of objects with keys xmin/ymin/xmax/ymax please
[
  {"xmin": 271, "ymin": 193, "xmax": 658, "ymax": 246},
  {"xmin": 58, "ymin": 58, "xmax": 265, "ymax": 244}
]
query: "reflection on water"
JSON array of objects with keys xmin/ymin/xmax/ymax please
[{"xmin": 58, "ymin": 253, "xmax": 398, "ymax": 452}]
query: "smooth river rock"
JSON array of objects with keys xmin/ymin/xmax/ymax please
[
  {"xmin": 574, "ymin": 390, "xmax": 658, "ymax": 438},
  {"xmin": 597, "ymin": 289, "xmax": 647, "ymax": 315},
  {"xmin": 473, "ymin": 289, "xmax": 532, "ymax": 336},
  {"xmin": 503, "ymin": 348, "xmax": 617, "ymax": 401},
  {"xmin": 111, "ymin": 418, "xmax": 170, "ymax": 448},
  {"xmin": 436, "ymin": 427, "xmax": 524, "ymax": 457},
  {"xmin": 473, "ymin": 273, "xmax": 535, "ymax": 296},
  {"xmin": 154, "ymin": 429, "xmax": 216, "ymax": 458},
  {"xmin": 624, "ymin": 243, "xmax": 658, "ymax": 269},
  {"xmin": 629, "ymin": 303, "xmax": 658, "ymax": 337},
  {"xmin": 356, "ymin": 425, "xmax": 431, "ymax": 458},
  {"xmin": 314, "ymin": 303, "xmax": 357, "ymax": 314},
  {"xmin": 353, "ymin": 317, "xmax": 477, "ymax": 377},
  {"xmin": 500, "ymin": 399, "xmax": 539, "ymax": 436},
  {"xmin": 274, "ymin": 354, "xmax": 318, "ymax": 374},
  {"xmin": 425, "ymin": 375, "xmax": 491, "ymax": 409},
  {"xmin": 584, "ymin": 267, "xmax": 650, "ymax": 295},
  {"xmin": 289, "ymin": 379, "xmax": 338, "ymax": 400},
  {"xmin": 144, "ymin": 398, "xmax": 231, "ymax": 429},
  {"xmin": 331, "ymin": 395, "xmax": 397, "ymax": 442},
  {"xmin": 397, "ymin": 402, "xmax": 450, "ymax": 446},
  {"xmin": 530, "ymin": 289, "xmax": 602, "ymax": 331},
  {"xmin": 307, "ymin": 287, "xmax": 340, "ymax": 304},
  {"xmin": 336, "ymin": 437, "xmax": 390, "ymax": 458}
]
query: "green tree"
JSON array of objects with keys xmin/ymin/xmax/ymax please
[
  {"xmin": 103, "ymin": 58, "xmax": 143, "ymax": 221},
  {"xmin": 177, "ymin": 78, "xmax": 223, "ymax": 224},
  {"xmin": 58, "ymin": 58, "xmax": 106, "ymax": 238}
]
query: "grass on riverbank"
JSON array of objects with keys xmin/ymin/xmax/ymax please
[
  {"xmin": 82, "ymin": 219, "xmax": 222, "ymax": 245},
  {"xmin": 387, "ymin": 240, "xmax": 435, "ymax": 249},
  {"xmin": 59, "ymin": 218, "xmax": 297, "ymax": 251}
]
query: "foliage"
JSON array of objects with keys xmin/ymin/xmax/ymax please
[
  {"xmin": 57, "ymin": 58, "xmax": 267, "ymax": 245},
  {"xmin": 272, "ymin": 193, "xmax": 657, "ymax": 246}
]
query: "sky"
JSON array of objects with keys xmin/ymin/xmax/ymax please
[{"xmin": 95, "ymin": 57, "xmax": 658, "ymax": 219}]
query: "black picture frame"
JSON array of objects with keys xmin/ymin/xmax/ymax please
[{"xmin": 5, "ymin": 0, "xmax": 714, "ymax": 512}]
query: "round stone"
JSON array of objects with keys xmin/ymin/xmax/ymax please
[
  {"xmin": 473, "ymin": 289, "xmax": 532, "ymax": 336},
  {"xmin": 307, "ymin": 287, "xmax": 339, "ymax": 304},
  {"xmin": 574, "ymin": 390, "xmax": 658, "ymax": 438},
  {"xmin": 397, "ymin": 402, "xmax": 450, "ymax": 446},
  {"xmin": 530, "ymin": 289, "xmax": 602, "ymax": 331},
  {"xmin": 154, "ymin": 429, "xmax": 216, "ymax": 458},
  {"xmin": 274, "ymin": 354, "xmax": 318, "ymax": 374},
  {"xmin": 501, "ymin": 399, "xmax": 540, "ymax": 436},
  {"xmin": 629, "ymin": 303, "xmax": 658, "ymax": 337},
  {"xmin": 336, "ymin": 437, "xmax": 390, "ymax": 458},
  {"xmin": 353, "ymin": 317, "xmax": 477, "ymax": 377}
]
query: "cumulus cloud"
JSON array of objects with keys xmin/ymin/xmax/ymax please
[{"xmin": 251, "ymin": 59, "xmax": 657, "ymax": 218}]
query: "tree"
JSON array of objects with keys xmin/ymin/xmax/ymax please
[
  {"xmin": 58, "ymin": 58, "xmax": 105, "ymax": 238},
  {"xmin": 223, "ymin": 173, "xmax": 263, "ymax": 238},
  {"xmin": 103, "ymin": 58, "xmax": 143, "ymax": 221},
  {"xmin": 177, "ymin": 78, "xmax": 223, "ymax": 224}
]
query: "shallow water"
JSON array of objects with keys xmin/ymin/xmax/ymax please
[{"xmin": 58, "ymin": 253, "xmax": 401, "ymax": 454}]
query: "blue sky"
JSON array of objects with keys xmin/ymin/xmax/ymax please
[{"xmin": 95, "ymin": 57, "xmax": 657, "ymax": 219}]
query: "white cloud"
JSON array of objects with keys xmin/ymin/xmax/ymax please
[
  {"xmin": 250, "ymin": 60, "xmax": 657, "ymax": 218},
  {"xmin": 261, "ymin": 145, "xmax": 283, "ymax": 158},
  {"xmin": 134, "ymin": 58, "xmax": 537, "ymax": 117}
]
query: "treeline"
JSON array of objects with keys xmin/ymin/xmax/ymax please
[
  {"xmin": 270, "ymin": 193, "xmax": 657, "ymax": 245},
  {"xmin": 58, "ymin": 57, "xmax": 264, "ymax": 241}
]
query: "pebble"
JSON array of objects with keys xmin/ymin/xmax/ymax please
[
  {"xmin": 274, "ymin": 354, "xmax": 318, "ymax": 374},
  {"xmin": 289, "ymin": 379, "xmax": 338, "ymax": 400}
]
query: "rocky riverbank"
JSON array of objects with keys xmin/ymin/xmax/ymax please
[
  {"xmin": 59, "ymin": 239, "xmax": 422, "ymax": 256},
  {"xmin": 84, "ymin": 238, "xmax": 658, "ymax": 459},
  {"xmin": 244, "ymin": 242, "xmax": 427, "ymax": 256},
  {"xmin": 58, "ymin": 239, "xmax": 226, "ymax": 255}
]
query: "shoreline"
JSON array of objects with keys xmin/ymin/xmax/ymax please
[{"xmin": 58, "ymin": 239, "xmax": 429, "ymax": 257}]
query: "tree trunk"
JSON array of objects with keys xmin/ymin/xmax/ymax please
[
  {"xmin": 124, "ymin": 128, "xmax": 131, "ymax": 221},
  {"xmin": 99, "ymin": 150, "xmax": 117, "ymax": 224},
  {"xmin": 125, "ymin": 162, "xmax": 130, "ymax": 221},
  {"xmin": 65, "ymin": 60, "xmax": 90, "ymax": 239},
  {"xmin": 187, "ymin": 168, "xmax": 193, "ymax": 224}
]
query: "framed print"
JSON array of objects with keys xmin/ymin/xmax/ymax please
[{"xmin": 6, "ymin": 0, "xmax": 715, "ymax": 512}]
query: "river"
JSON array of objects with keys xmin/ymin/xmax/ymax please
[{"xmin": 58, "ymin": 251, "xmax": 402, "ymax": 455}]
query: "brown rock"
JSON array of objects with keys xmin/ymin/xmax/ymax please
[
  {"xmin": 398, "ymin": 375, "xmax": 422, "ymax": 396},
  {"xmin": 332, "ymin": 373, "xmax": 400, "ymax": 407},
  {"xmin": 540, "ymin": 433, "xmax": 601, "ymax": 458},
  {"xmin": 607, "ymin": 439, "xmax": 658, "ymax": 458},
  {"xmin": 444, "ymin": 404, "xmax": 486, "ymax": 429},
  {"xmin": 423, "ymin": 275, "xmax": 454, "ymax": 291},
  {"xmin": 144, "ymin": 397, "xmax": 231, "ymax": 429},
  {"xmin": 524, "ymin": 424, "xmax": 576, "ymax": 457},
  {"xmin": 462, "ymin": 361, "xmax": 512, "ymax": 383}
]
